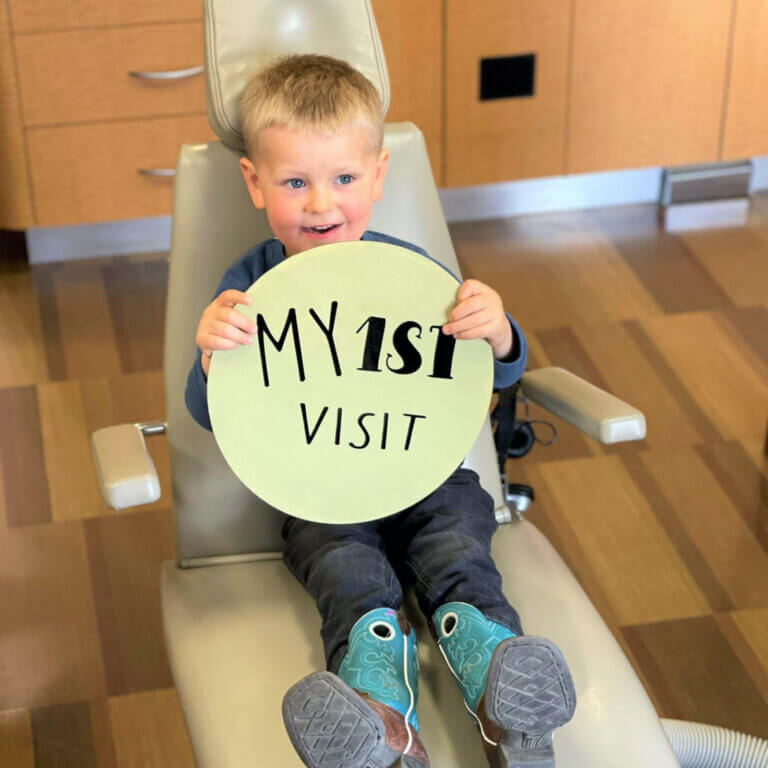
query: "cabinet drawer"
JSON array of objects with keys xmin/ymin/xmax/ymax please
[
  {"xmin": 9, "ymin": 0, "xmax": 201, "ymax": 34},
  {"xmin": 16, "ymin": 22, "xmax": 205, "ymax": 126},
  {"xmin": 27, "ymin": 115, "xmax": 217, "ymax": 226}
]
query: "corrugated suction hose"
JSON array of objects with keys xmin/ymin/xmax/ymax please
[{"xmin": 662, "ymin": 719, "xmax": 768, "ymax": 768}]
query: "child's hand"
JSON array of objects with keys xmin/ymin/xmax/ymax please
[
  {"xmin": 442, "ymin": 279, "xmax": 513, "ymax": 360},
  {"xmin": 196, "ymin": 289, "xmax": 257, "ymax": 376}
]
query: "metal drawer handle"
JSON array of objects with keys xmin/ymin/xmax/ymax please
[
  {"xmin": 137, "ymin": 168, "xmax": 176, "ymax": 177},
  {"xmin": 128, "ymin": 65, "xmax": 204, "ymax": 81}
]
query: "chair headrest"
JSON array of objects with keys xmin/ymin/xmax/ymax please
[{"xmin": 204, "ymin": 0, "xmax": 391, "ymax": 151}]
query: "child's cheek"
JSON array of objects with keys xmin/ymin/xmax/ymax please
[{"xmin": 348, "ymin": 197, "xmax": 373, "ymax": 226}]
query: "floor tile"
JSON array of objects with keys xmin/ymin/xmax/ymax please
[
  {"xmin": 0, "ymin": 708, "xmax": 35, "ymax": 768},
  {"xmin": 524, "ymin": 454, "xmax": 711, "ymax": 626},
  {"xmin": 622, "ymin": 614, "xmax": 768, "ymax": 737},
  {"xmin": 109, "ymin": 689, "xmax": 194, "ymax": 768},
  {"xmin": 83, "ymin": 509, "xmax": 175, "ymax": 696},
  {"xmin": 0, "ymin": 522, "xmax": 106, "ymax": 709}
]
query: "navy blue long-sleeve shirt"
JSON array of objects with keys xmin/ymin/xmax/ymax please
[{"xmin": 185, "ymin": 230, "xmax": 528, "ymax": 431}]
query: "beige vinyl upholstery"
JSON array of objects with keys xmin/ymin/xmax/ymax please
[
  {"xmin": 521, "ymin": 367, "xmax": 647, "ymax": 444},
  {"xmin": 156, "ymin": 0, "xmax": 681, "ymax": 765},
  {"xmin": 162, "ymin": 522, "xmax": 678, "ymax": 767},
  {"xmin": 204, "ymin": 0, "xmax": 390, "ymax": 149}
]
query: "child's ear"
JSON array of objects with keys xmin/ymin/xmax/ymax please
[
  {"xmin": 372, "ymin": 148, "xmax": 389, "ymax": 201},
  {"xmin": 239, "ymin": 156, "xmax": 266, "ymax": 209}
]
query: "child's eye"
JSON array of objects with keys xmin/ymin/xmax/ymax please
[
  {"xmin": 337, "ymin": 174, "xmax": 354, "ymax": 185},
  {"xmin": 286, "ymin": 178, "xmax": 305, "ymax": 189}
]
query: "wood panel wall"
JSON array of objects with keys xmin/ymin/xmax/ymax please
[
  {"xmin": 444, "ymin": 0, "xmax": 572, "ymax": 187},
  {"xmin": 722, "ymin": 0, "xmax": 768, "ymax": 160},
  {"xmin": 371, "ymin": 0, "xmax": 443, "ymax": 185},
  {"xmin": 566, "ymin": 0, "xmax": 734, "ymax": 174},
  {"xmin": 0, "ymin": 0, "xmax": 33, "ymax": 230}
]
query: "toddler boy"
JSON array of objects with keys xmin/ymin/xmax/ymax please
[{"xmin": 185, "ymin": 54, "xmax": 575, "ymax": 768}]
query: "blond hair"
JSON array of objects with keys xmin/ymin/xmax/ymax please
[{"xmin": 240, "ymin": 53, "xmax": 384, "ymax": 162}]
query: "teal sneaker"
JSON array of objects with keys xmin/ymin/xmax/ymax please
[
  {"xmin": 283, "ymin": 608, "xmax": 430, "ymax": 768},
  {"xmin": 434, "ymin": 602, "xmax": 576, "ymax": 767}
]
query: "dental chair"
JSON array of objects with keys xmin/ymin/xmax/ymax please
[{"xmin": 90, "ymin": 1, "xmax": 686, "ymax": 765}]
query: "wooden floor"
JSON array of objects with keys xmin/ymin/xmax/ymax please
[{"xmin": 1, "ymin": 196, "xmax": 767, "ymax": 765}]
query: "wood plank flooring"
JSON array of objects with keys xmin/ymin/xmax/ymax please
[{"xmin": 1, "ymin": 196, "xmax": 767, "ymax": 764}]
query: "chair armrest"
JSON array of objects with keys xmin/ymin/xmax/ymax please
[
  {"xmin": 91, "ymin": 423, "xmax": 163, "ymax": 510},
  {"xmin": 520, "ymin": 367, "xmax": 646, "ymax": 444}
]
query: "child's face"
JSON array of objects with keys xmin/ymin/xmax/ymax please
[{"xmin": 239, "ymin": 120, "xmax": 389, "ymax": 257}]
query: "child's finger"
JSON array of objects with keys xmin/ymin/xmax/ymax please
[
  {"xmin": 216, "ymin": 289, "xmax": 252, "ymax": 307},
  {"xmin": 444, "ymin": 310, "xmax": 491, "ymax": 336},
  {"xmin": 453, "ymin": 321, "xmax": 493, "ymax": 340},
  {"xmin": 217, "ymin": 306, "xmax": 258, "ymax": 333},
  {"xmin": 212, "ymin": 320, "xmax": 254, "ymax": 346},
  {"xmin": 201, "ymin": 334, "xmax": 238, "ymax": 351},
  {"xmin": 457, "ymin": 279, "xmax": 487, "ymax": 302},
  {"xmin": 449, "ymin": 295, "xmax": 486, "ymax": 322}
]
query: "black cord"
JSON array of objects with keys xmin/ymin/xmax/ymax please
[{"xmin": 518, "ymin": 392, "xmax": 557, "ymax": 447}]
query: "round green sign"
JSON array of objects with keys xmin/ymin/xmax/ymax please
[{"xmin": 207, "ymin": 240, "xmax": 493, "ymax": 523}]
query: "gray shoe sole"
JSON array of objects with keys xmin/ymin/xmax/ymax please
[
  {"xmin": 485, "ymin": 637, "xmax": 576, "ymax": 768},
  {"xmin": 283, "ymin": 672, "xmax": 405, "ymax": 768}
]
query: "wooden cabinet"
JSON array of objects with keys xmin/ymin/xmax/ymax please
[
  {"xmin": 27, "ymin": 116, "xmax": 214, "ymax": 226},
  {"xmin": 721, "ymin": 0, "xmax": 768, "ymax": 160},
  {"xmin": 7, "ymin": 0, "xmax": 201, "ymax": 34},
  {"xmin": 2, "ymin": 1, "xmax": 441, "ymax": 228},
  {"xmin": 566, "ymin": 0, "xmax": 733, "ymax": 174},
  {"xmin": 4, "ymin": 5, "xmax": 214, "ymax": 227},
  {"xmin": 444, "ymin": 0, "xmax": 571, "ymax": 187},
  {"xmin": 0, "ymin": 0, "xmax": 33, "ymax": 230},
  {"xmin": 15, "ymin": 23, "xmax": 207, "ymax": 126},
  {"xmin": 3, "ymin": 1, "xmax": 768, "ymax": 231}
]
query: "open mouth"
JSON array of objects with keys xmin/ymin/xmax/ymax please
[{"xmin": 303, "ymin": 223, "xmax": 341, "ymax": 235}]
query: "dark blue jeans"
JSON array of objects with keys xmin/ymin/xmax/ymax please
[{"xmin": 281, "ymin": 466, "xmax": 524, "ymax": 673}]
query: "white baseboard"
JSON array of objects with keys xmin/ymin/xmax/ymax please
[
  {"xmin": 439, "ymin": 166, "xmax": 664, "ymax": 222},
  {"xmin": 751, "ymin": 155, "xmax": 768, "ymax": 193},
  {"xmin": 26, "ymin": 216, "xmax": 172, "ymax": 264},
  {"xmin": 25, "ymin": 156, "xmax": 768, "ymax": 263}
]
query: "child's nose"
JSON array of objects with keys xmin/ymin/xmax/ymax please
[{"xmin": 306, "ymin": 185, "xmax": 333, "ymax": 213}]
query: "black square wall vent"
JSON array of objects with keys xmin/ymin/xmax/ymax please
[{"xmin": 480, "ymin": 54, "xmax": 536, "ymax": 100}]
